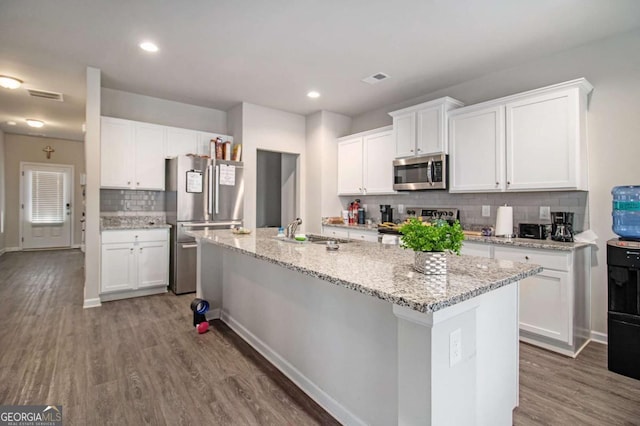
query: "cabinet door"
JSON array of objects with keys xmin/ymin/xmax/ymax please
[
  {"xmin": 449, "ymin": 106, "xmax": 505, "ymax": 192},
  {"xmin": 322, "ymin": 226, "xmax": 350, "ymax": 239},
  {"xmin": 101, "ymin": 117, "xmax": 135, "ymax": 188},
  {"xmin": 166, "ymin": 127, "xmax": 198, "ymax": 158},
  {"xmin": 416, "ymin": 105, "xmax": 444, "ymax": 155},
  {"xmin": 337, "ymin": 137, "xmax": 364, "ymax": 195},
  {"xmin": 519, "ymin": 269, "xmax": 570, "ymax": 343},
  {"xmin": 137, "ymin": 240, "xmax": 168, "ymax": 288},
  {"xmin": 461, "ymin": 241, "xmax": 492, "ymax": 257},
  {"xmin": 134, "ymin": 123, "xmax": 166, "ymax": 190},
  {"xmin": 363, "ymin": 130, "xmax": 395, "ymax": 194},
  {"xmin": 506, "ymin": 90, "xmax": 578, "ymax": 191},
  {"xmin": 393, "ymin": 112, "xmax": 416, "ymax": 158},
  {"xmin": 101, "ymin": 243, "xmax": 136, "ymax": 293}
]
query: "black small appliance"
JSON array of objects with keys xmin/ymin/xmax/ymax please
[
  {"xmin": 551, "ymin": 211, "xmax": 574, "ymax": 242},
  {"xmin": 519, "ymin": 223, "xmax": 548, "ymax": 240},
  {"xmin": 380, "ymin": 205, "xmax": 393, "ymax": 223}
]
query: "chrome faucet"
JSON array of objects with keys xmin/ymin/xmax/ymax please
[{"xmin": 285, "ymin": 218, "xmax": 302, "ymax": 239}]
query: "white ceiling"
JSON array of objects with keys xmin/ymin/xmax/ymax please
[{"xmin": 1, "ymin": 0, "xmax": 639, "ymax": 141}]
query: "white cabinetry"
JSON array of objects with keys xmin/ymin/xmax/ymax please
[
  {"xmin": 165, "ymin": 127, "xmax": 198, "ymax": 157},
  {"xmin": 101, "ymin": 117, "xmax": 165, "ymax": 190},
  {"xmin": 337, "ymin": 126, "xmax": 395, "ymax": 196},
  {"xmin": 322, "ymin": 225, "xmax": 378, "ymax": 242},
  {"xmin": 389, "ymin": 97, "xmax": 463, "ymax": 157},
  {"xmin": 101, "ymin": 229, "xmax": 169, "ymax": 299},
  {"xmin": 449, "ymin": 79, "xmax": 592, "ymax": 193},
  {"xmin": 463, "ymin": 240, "xmax": 591, "ymax": 357}
]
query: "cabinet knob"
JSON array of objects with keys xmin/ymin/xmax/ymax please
[
  {"xmin": 410, "ymin": 149, "xmax": 414, "ymax": 152},
  {"xmin": 130, "ymin": 248, "xmax": 133, "ymax": 252},
  {"xmin": 507, "ymin": 181, "xmax": 511, "ymax": 185},
  {"xmin": 137, "ymin": 182, "xmax": 140, "ymax": 186},
  {"xmin": 127, "ymin": 181, "xmax": 131, "ymax": 185},
  {"xmin": 525, "ymin": 256, "xmax": 529, "ymax": 260},
  {"xmin": 417, "ymin": 148, "xmax": 421, "ymax": 152},
  {"xmin": 496, "ymin": 182, "xmax": 499, "ymax": 185}
]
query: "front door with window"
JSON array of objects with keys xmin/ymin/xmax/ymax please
[{"xmin": 21, "ymin": 163, "xmax": 73, "ymax": 249}]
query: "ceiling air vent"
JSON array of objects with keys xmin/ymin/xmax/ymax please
[
  {"xmin": 27, "ymin": 89, "xmax": 64, "ymax": 102},
  {"xmin": 361, "ymin": 72, "xmax": 390, "ymax": 85}
]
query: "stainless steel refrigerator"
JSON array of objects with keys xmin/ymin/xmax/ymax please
[{"xmin": 166, "ymin": 156, "xmax": 244, "ymax": 294}]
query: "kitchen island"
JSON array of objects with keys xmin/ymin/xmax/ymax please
[{"xmin": 189, "ymin": 228, "xmax": 542, "ymax": 426}]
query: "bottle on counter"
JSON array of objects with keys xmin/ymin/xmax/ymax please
[{"xmin": 358, "ymin": 208, "xmax": 365, "ymax": 225}]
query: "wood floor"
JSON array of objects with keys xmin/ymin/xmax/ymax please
[{"xmin": 0, "ymin": 249, "xmax": 639, "ymax": 425}]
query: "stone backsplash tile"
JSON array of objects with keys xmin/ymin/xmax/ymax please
[{"xmin": 100, "ymin": 189, "xmax": 166, "ymax": 212}]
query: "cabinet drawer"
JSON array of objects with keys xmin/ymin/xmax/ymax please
[
  {"xmin": 493, "ymin": 246, "xmax": 570, "ymax": 271},
  {"xmin": 322, "ymin": 226, "xmax": 350, "ymax": 239},
  {"xmin": 348, "ymin": 229, "xmax": 378, "ymax": 243},
  {"xmin": 102, "ymin": 229, "xmax": 168, "ymax": 244}
]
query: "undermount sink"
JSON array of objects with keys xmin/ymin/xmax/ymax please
[{"xmin": 273, "ymin": 234, "xmax": 351, "ymax": 244}]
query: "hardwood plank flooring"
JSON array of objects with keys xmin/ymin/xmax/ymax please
[{"xmin": 1, "ymin": 249, "xmax": 639, "ymax": 425}]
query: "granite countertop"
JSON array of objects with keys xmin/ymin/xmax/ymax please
[
  {"xmin": 322, "ymin": 222, "xmax": 379, "ymax": 231},
  {"xmin": 101, "ymin": 215, "xmax": 171, "ymax": 231},
  {"xmin": 187, "ymin": 228, "xmax": 542, "ymax": 314},
  {"xmin": 463, "ymin": 235, "xmax": 590, "ymax": 251}
]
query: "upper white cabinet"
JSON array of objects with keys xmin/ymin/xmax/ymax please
[
  {"xmin": 101, "ymin": 116, "xmax": 233, "ymax": 190},
  {"xmin": 389, "ymin": 97, "xmax": 464, "ymax": 157},
  {"xmin": 337, "ymin": 126, "xmax": 395, "ymax": 196},
  {"xmin": 165, "ymin": 127, "xmax": 198, "ymax": 158},
  {"xmin": 449, "ymin": 78, "xmax": 593, "ymax": 193},
  {"xmin": 101, "ymin": 117, "xmax": 165, "ymax": 190}
]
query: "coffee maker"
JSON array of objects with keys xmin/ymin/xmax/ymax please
[
  {"xmin": 551, "ymin": 211, "xmax": 574, "ymax": 242},
  {"xmin": 380, "ymin": 205, "xmax": 393, "ymax": 223}
]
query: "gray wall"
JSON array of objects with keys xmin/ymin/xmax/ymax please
[
  {"xmin": 256, "ymin": 150, "xmax": 282, "ymax": 228},
  {"xmin": 0, "ymin": 129, "xmax": 5, "ymax": 252},
  {"xmin": 349, "ymin": 29, "xmax": 640, "ymax": 336},
  {"xmin": 101, "ymin": 88, "xmax": 228, "ymax": 134}
]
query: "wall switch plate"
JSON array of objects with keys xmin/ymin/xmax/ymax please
[
  {"xmin": 398, "ymin": 204, "xmax": 404, "ymax": 214},
  {"xmin": 482, "ymin": 205, "xmax": 490, "ymax": 217},
  {"xmin": 450, "ymin": 328, "xmax": 462, "ymax": 367},
  {"xmin": 540, "ymin": 206, "xmax": 551, "ymax": 220}
]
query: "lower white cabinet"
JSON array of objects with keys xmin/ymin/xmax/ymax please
[
  {"xmin": 101, "ymin": 229, "xmax": 169, "ymax": 297},
  {"xmin": 461, "ymin": 240, "xmax": 590, "ymax": 357},
  {"xmin": 322, "ymin": 225, "xmax": 378, "ymax": 242}
]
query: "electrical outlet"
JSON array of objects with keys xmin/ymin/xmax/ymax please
[
  {"xmin": 450, "ymin": 328, "xmax": 462, "ymax": 367},
  {"xmin": 398, "ymin": 204, "xmax": 404, "ymax": 214},
  {"xmin": 540, "ymin": 206, "xmax": 551, "ymax": 220},
  {"xmin": 362, "ymin": 204, "xmax": 367, "ymax": 212},
  {"xmin": 482, "ymin": 205, "xmax": 490, "ymax": 217}
]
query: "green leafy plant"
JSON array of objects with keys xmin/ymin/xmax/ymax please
[{"xmin": 399, "ymin": 218, "xmax": 464, "ymax": 254}]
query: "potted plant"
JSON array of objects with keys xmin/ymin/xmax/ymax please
[{"xmin": 399, "ymin": 218, "xmax": 464, "ymax": 275}]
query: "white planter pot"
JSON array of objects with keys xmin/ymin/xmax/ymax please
[{"xmin": 414, "ymin": 251, "xmax": 447, "ymax": 275}]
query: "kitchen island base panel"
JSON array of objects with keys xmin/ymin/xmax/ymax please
[{"xmin": 200, "ymin": 242, "xmax": 520, "ymax": 425}]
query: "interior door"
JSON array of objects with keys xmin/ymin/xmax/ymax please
[{"xmin": 21, "ymin": 163, "xmax": 73, "ymax": 249}]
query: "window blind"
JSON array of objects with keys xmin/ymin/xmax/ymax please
[{"xmin": 31, "ymin": 170, "xmax": 65, "ymax": 224}]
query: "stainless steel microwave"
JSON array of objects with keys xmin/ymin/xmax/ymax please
[{"xmin": 393, "ymin": 153, "xmax": 447, "ymax": 190}]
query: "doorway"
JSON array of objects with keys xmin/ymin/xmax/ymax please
[
  {"xmin": 256, "ymin": 150, "xmax": 298, "ymax": 228},
  {"xmin": 20, "ymin": 162, "xmax": 74, "ymax": 249}
]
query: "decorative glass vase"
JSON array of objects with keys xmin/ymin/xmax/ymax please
[{"xmin": 414, "ymin": 251, "xmax": 447, "ymax": 275}]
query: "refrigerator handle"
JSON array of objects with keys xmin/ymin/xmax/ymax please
[
  {"xmin": 215, "ymin": 165, "xmax": 220, "ymax": 215},
  {"xmin": 207, "ymin": 163, "xmax": 213, "ymax": 216}
]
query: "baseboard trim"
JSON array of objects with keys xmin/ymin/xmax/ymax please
[
  {"xmin": 221, "ymin": 311, "xmax": 365, "ymax": 426},
  {"xmin": 83, "ymin": 298, "xmax": 102, "ymax": 309},
  {"xmin": 5, "ymin": 247, "xmax": 21, "ymax": 252},
  {"xmin": 590, "ymin": 330, "xmax": 608, "ymax": 345},
  {"xmin": 0, "ymin": 248, "xmax": 5, "ymax": 257},
  {"xmin": 100, "ymin": 286, "xmax": 167, "ymax": 302}
]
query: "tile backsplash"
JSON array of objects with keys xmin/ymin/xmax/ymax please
[
  {"xmin": 100, "ymin": 189, "xmax": 166, "ymax": 212},
  {"xmin": 341, "ymin": 191, "xmax": 589, "ymax": 233}
]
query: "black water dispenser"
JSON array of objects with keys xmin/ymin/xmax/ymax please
[{"xmin": 607, "ymin": 239, "xmax": 640, "ymax": 380}]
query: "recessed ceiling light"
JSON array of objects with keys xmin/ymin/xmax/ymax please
[
  {"xmin": 6, "ymin": 121, "xmax": 17, "ymax": 126},
  {"xmin": 0, "ymin": 75, "xmax": 23, "ymax": 89},
  {"xmin": 26, "ymin": 119, "xmax": 44, "ymax": 128},
  {"xmin": 139, "ymin": 41, "xmax": 159, "ymax": 52},
  {"xmin": 307, "ymin": 91, "xmax": 320, "ymax": 98}
]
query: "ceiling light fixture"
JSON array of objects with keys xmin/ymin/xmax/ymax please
[
  {"xmin": 26, "ymin": 119, "xmax": 44, "ymax": 128},
  {"xmin": 139, "ymin": 41, "xmax": 159, "ymax": 52},
  {"xmin": 307, "ymin": 91, "xmax": 320, "ymax": 98},
  {"xmin": 0, "ymin": 75, "xmax": 23, "ymax": 89},
  {"xmin": 7, "ymin": 121, "xmax": 17, "ymax": 126}
]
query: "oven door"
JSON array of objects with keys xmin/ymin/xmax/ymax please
[{"xmin": 393, "ymin": 154, "xmax": 447, "ymax": 190}]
